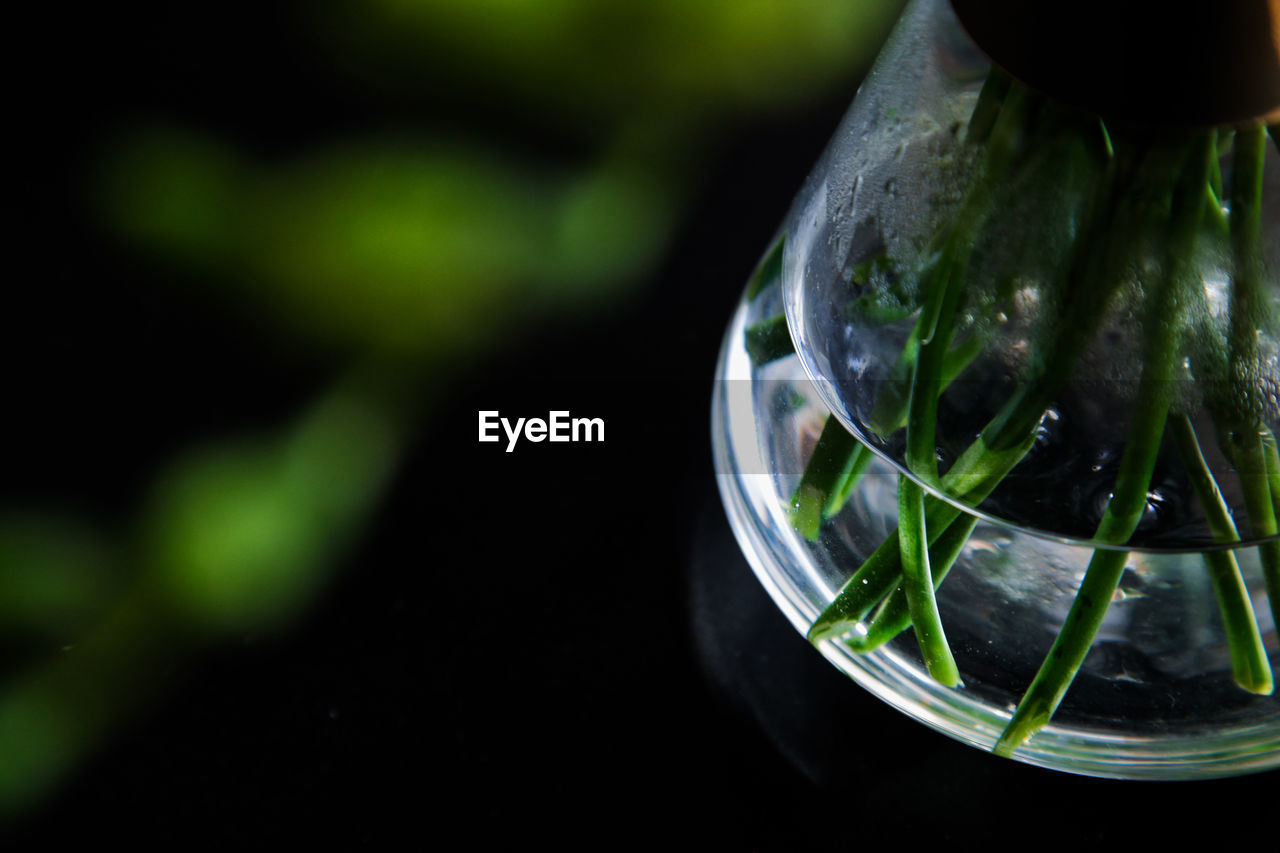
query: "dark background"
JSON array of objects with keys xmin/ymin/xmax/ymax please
[{"xmin": 7, "ymin": 1, "xmax": 1278, "ymax": 846}]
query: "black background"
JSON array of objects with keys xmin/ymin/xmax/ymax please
[{"xmin": 8, "ymin": 2, "xmax": 1278, "ymax": 846}]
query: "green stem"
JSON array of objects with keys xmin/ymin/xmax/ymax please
[
  {"xmin": 1204, "ymin": 182, "xmax": 1229, "ymax": 238},
  {"xmin": 907, "ymin": 241, "xmax": 967, "ymax": 478},
  {"xmin": 1223, "ymin": 426, "xmax": 1280, "ymax": 657},
  {"xmin": 1097, "ymin": 119, "xmax": 1114, "ymax": 159},
  {"xmin": 1263, "ymin": 429, "xmax": 1280, "ymax": 512},
  {"xmin": 812, "ymin": 135, "xmax": 1128, "ymax": 642},
  {"xmin": 881, "ymin": 84, "xmax": 1034, "ymax": 437},
  {"xmin": 1261, "ymin": 430, "xmax": 1280, "ymax": 633},
  {"xmin": 868, "ymin": 312, "xmax": 982, "ymax": 438},
  {"xmin": 848, "ymin": 513, "xmax": 979, "ymax": 652},
  {"xmin": 1225, "ymin": 125, "xmax": 1280, "ymax": 636},
  {"xmin": 1227, "ymin": 430, "xmax": 1277, "ymax": 539},
  {"xmin": 789, "ymin": 417, "xmax": 866, "ymax": 541},
  {"xmin": 798, "ymin": 317, "xmax": 984, "ymax": 535},
  {"xmin": 897, "ymin": 477, "xmax": 960, "ymax": 685},
  {"xmin": 996, "ymin": 367, "xmax": 1176, "ymax": 755},
  {"xmin": 1208, "ymin": 130, "xmax": 1223, "ymax": 201},
  {"xmin": 898, "ymin": 192, "xmax": 984, "ymax": 677},
  {"xmin": 897, "ymin": 230, "xmax": 969, "ymax": 676},
  {"xmin": 997, "ymin": 133, "xmax": 1213, "ymax": 756},
  {"xmin": 829, "ymin": 80, "xmax": 1066, "ymax": 554},
  {"xmin": 777, "ymin": 83, "xmax": 1032, "ymax": 536},
  {"xmin": 857, "ymin": 85, "xmax": 1033, "ymax": 668},
  {"xmin": 792, "ymin": 321, "xmax": 984, "ymax": 539},
  {"xmin": 1170, "ymin": 415, "xmax": 1272, "ymax": 694},
  {"xmin": 940, "ymin": 333, "xmax": 984, "ymax": 389},
  {"xmin": 808, "ymin": 426, "xmax": 1038, "ymax": 641},
  {"xmin": 1227, "ymin": 125, "xmax": 1266, "ymax": 414},
  {"xmin": 994, "ymin": 548, "xmax": 1130, "ymax": 756},
  {"xmin": 825, "ymin": 442, "xmax": 873, "ymax": 521},
  {"xmin": 1204, "ymin": 132, "xmax": 1230, "ymax": 238},
  {"xmin": 868, "ymin": 322, "xmax": 923, "ymax": 437},
  {"xmin": 744, "ymin": 313, "xmax": 794, "ymax": 366},
  {"xmin": 965, "ymin": 69, "xmax": 1011, "ymax": 147}
]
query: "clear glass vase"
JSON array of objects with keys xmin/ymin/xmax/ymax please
[{"xmin": 712, "ymin": 0, "xmax": 1280, "ymax": 779}]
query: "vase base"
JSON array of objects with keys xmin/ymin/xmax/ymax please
[{"xmin": 712, "ymin": 283, "xmax": 1280, "ymax": 780}]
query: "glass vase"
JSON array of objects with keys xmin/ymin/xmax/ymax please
[{"xmin": 712, "ymin": 0, "xmax": 1280, "ymax": 779}]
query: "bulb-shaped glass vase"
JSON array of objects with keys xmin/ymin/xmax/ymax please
[{"xmin": 712, "ymin": 0, "xmax": 1280, "ymax": 778}]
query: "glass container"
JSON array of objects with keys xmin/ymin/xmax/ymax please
[{"xmin": 712, "ymin": 0, "xmax": 1280, "ymax": 778}]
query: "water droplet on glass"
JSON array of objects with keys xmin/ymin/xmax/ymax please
[{"xmin": 1142, "ymin": 489, "xmax": 1165, "ymax": 524}]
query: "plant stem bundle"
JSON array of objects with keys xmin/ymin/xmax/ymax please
[{"xmin": 750, "ymin": 76, "xmax": 1279, "ymax": 755}]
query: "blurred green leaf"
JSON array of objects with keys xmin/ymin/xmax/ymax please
[
  {"xmin": 97, "ymin": 129, "xmax": 243, "ymax": 266},
  {"xmin": 100, "ymin": 134, "xmax": 678, "ymax": 353},
  {"xmin": 4, "ymin": 0, "xmax": 909, "ymax": 819},
  {"xmin": 0, "ymin": 595, "xmax": 162, "ymax": 816},
  {"xmin": 0, "ymin": 516, "xmax": 116, "ymax": 638},
  {"xmin": 327, "ymin": 0, "xmax": 904, "ymax": 122},
  {"xmin": 145, "ymin": 383, "xmax": 400, "ymax": 633}
]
